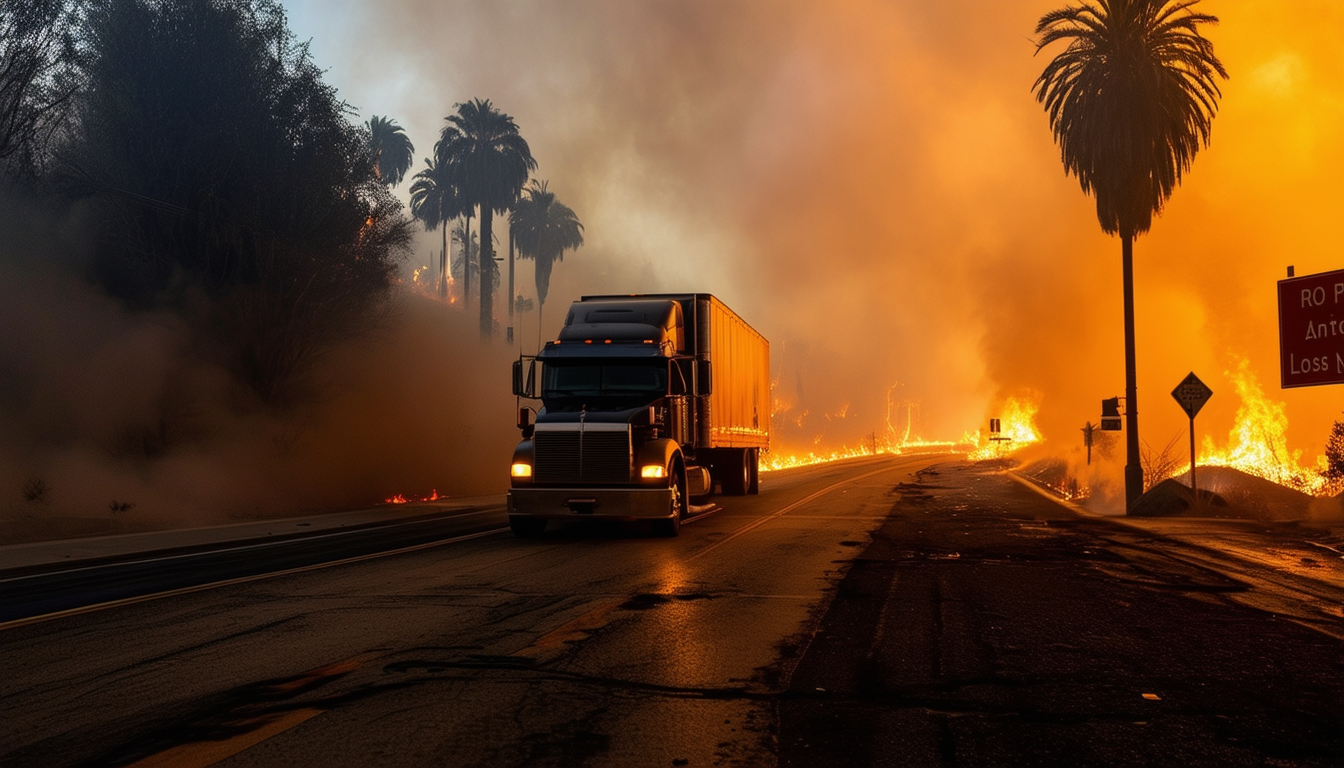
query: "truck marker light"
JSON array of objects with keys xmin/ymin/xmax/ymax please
[
  {"xmin": 640, "ymin": 465, "xmax": 666, "ymax": 479},
  {"xmin": 511, "ymin": 463, "xmax": 533, "ymax": 478}
]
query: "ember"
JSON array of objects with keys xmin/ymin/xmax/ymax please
[{"xmin": 381, "ymin": 489, "xmax": 443, "ymax": 505}]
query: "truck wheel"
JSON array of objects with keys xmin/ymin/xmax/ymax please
[
  {"xmin": 653, "ymin": 467, "xmax": 685, "ymax": 537},
  {"xmin": 723, "ymin": 449, "xmax": 750, "ymax": 496},
  {"xmin": 509, "ymin": 516, "xmax": 546, "ymax": 537},
  {"xmin": 747, "ymin": 448, "xmax": 760, "ymax": 495}
]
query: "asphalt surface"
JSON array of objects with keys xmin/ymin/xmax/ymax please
[
  {"xmin": 2, "ymin": 457, "xmax": 1342, "ymax": 767},
  {"xmin": 0, "ymin": 505, "xmax": 508, "ymax": 623},
  {"xmin": 778, "ymin": 462, "xmax": 1344, "ymax": 767}
]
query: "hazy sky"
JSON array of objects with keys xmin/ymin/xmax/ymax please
[{"xmin": 285, "ymin": 0, "xmax": 1343, "ymax": 465}]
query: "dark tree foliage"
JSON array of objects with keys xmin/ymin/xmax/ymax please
[
  {"xmin": 55, "ymin": 0, "xmax": 411, "ymax": 401},
  {"xmin": 0, "ymin": 0, "xmax": 81, "ymax": 178},
  {"xmin": 367, "ymin": 115, "xmax": 414, "ymax": 187},
  {"xmin": 1325, "ymin": 419, "xmax": 1344, "ymax": 482}
]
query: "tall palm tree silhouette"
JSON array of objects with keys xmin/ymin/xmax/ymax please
[
  {"xmin": 366, "ymin": 115, "xmax": 414, "ymax": 187},
  {"xmin": 409, "ymin": 155, "xmax": 466, "ymax": 300},
  {"xmin": 1034, "ymin": 0, "xmax": 1227, "ymax": 511},
  {"xmin": 439, "ymin": 99, "xmax": 536, "ymax": 338},
  {"xmin": 512, "ymin": 180, "xmax": 584, "ymax": 349}
]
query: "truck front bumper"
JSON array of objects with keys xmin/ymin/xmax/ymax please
[{"xmin": 507, "ymin": 487, "xmax": 675, "ymax": 520}]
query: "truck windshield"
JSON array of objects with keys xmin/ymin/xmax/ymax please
[{"xmin": 543, "ymin": 362, "xmax": 667, "ymax": 401}]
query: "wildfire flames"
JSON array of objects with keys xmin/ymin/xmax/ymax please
[
  {"xmin": 1198, "ymin": 361, "xmax": 1335, "ymax": 496},
  {"xmin": 408, "ymin": 264, "xmax": 457, "ymax": 305},
  {"xmin": 760, "ymin": 438, "xmax": 960, "ymax": 473},
  {"xmin": 968, "ymin": 396, "xmax": 1043, "ymax": 461},
  {"xmin": 763, "ymin": 380, "xmax": 967, "ymax": 472}
]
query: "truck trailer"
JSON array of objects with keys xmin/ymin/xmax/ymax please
[{"xmin": 507, "ymin": 293, "xmax": 769, "ymax": 536}]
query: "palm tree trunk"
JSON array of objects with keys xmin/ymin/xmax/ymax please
[
  {"xmin": 480, "ymin": 207, "xmax": 494, "ymax": 339},
  {"xmin": 508, "ymin": 219, "xmax": 515, "ymax": 323},
  {"xmin": 1122, "ymin": 233, "xmax": 1142, "ymax": 511},
  {"xmin": 439, "ymin": 220, "xmax": 447, "ymax": 299},
  {"xmin": 462, "ymin": 214, "xmax": 472, "ymax": 312}
]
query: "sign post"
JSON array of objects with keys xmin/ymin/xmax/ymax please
[{"xmin": 1171, "ymin": 372, "xmax": 1213, "ymax": 504}]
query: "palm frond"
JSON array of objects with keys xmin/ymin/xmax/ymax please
[{"xmin": 1033, "ymin": 0, "xmax": 1227, "ymax": 237}]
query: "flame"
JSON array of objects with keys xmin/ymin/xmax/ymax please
[
  {"xmin": 764, "ymin": 379, "xmax": 968, "ymax": 471},
  {"xmin": 381, "ymin": 489, "xmax": 443, "ymax": 505},
  {"xmin": 968, "ymin": 395, "xmax": 1043, "ymax": 461},
  {"xmin": 1198, "ymin": 360, "xmax": 1335, "ymax": 496},
  {"xmin": 407, "ymin": 264, "xmax": 459, "ymax": 305},
  {"xmin": 760, "ymin": 438, "xmax": 961, "ymax": 472}
]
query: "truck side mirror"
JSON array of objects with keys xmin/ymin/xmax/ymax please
[
  {"xmin": 512, "ymin": 359, "xmax": 538, "ymax": 398},
  {"xmin": 698, "ymin": 360, "xmax": 712, "ymax": 396},
  {"xmin": 518, "ymin": 406, "xmax": 536, "ymax": 439}
]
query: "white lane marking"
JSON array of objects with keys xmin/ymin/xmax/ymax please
[
  {"xmin": 0, "ymin": 527, "xmax": 509, "ymax": 631},
  {"xmin": 0, "ymin": 508, "xmax": 503, "ymax": 587}
]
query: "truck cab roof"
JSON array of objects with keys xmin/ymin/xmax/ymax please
[{"xmin": 549, "ymin": 298, "xmax": 684, "ymax": 356}]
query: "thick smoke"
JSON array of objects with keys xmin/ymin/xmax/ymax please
[
  {"xmin": 293, "ymin": 0, "xmax": 1341, "ymax": 456},
  {"xmin": 1, "ymin": 195, "xmax": 517, "ymax": 542}
]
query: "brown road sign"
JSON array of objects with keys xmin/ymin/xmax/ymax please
[
  {"xmin": 1278, "ymin": 267, "xmax": 1344, "ymax": 388},
  {"xmin": 1172, "ymin": 372, "xmax": 1212, "ymax": 419}
]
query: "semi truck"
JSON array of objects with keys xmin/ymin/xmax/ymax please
[{"xmin": 507, "ymin": 293, "xmax": 770, "ymax": 536}]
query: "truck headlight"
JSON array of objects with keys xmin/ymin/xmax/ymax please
[
  {"xmin": 511, "ymin": 462, "xmax": 533, "ymax": 478},
  {"xmin": 640, "ymin": 464, "xmax": 666, "ymax": 480}
]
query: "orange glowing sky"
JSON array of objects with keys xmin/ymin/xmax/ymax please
[{"xmin": 286, "ymin": 0, "xmax": 1343, "ymax": 465}]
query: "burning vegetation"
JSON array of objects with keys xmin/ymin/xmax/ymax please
[{"xmin": 1200, "ymin": 361, "xmax": 1341, "ymax": 497}]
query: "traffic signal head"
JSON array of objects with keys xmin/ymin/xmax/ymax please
[{"xmin": 1100, "ymin": 397, "xmax": 1122, "ymax": 430}]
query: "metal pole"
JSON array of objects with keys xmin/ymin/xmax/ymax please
[{"xmin": 1189, "ymin": 415, "xmax": 1197, "ymax": 508}]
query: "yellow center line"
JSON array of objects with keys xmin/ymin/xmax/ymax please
[
  {"xmin": 512, "ymin": 600, "xmax": 624, "ymax": 659},
  {"xmin": 127, "ymin": 708, "xmax": 324, "ymax": 768}
]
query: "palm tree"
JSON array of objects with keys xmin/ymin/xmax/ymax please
[
  {"xmin": 512, "ymin": 180, "xmax": 584, "ymax": 348},
  {"xmin": 367, "ymin": 115, "xmax": 414, "ymax": 186},
  {"xmin": 439, "ymin": 99, "xmax": 537, "ymax": 338},
  {"xmin": 408, "ymin": 155, "xmax": 464, "ymax": 300},
  {"xmin": 1034, "ymin": 0, "xmax": 1226, "ymax": 511}
]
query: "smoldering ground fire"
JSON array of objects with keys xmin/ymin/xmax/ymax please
[{"xmin": 3, "ymin": 0, "xmax": 1342, "ymax": 539}]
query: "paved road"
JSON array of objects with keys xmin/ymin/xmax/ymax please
[
  {"xmin": 0, "ymin": 507, "xmax": 509, "ymax": 622},
  {"xmin": 1, "ymin": 455, "xmax": 940, "ymax": 767},
  {"xmin": 2, "ymin": 456, "xmax": 1341, "ymax": 767},
  {"xmin": 780, "ymin": 462, "xmax": 1344, "ymax": 767}
]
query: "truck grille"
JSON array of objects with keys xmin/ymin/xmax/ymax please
[{"xmin": 535, "ymin": 427, "xmax": 631, "ymax": 484}]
